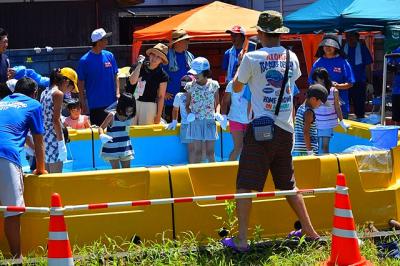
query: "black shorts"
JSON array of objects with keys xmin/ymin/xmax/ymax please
[
  {"xmin": 236, "ymin": 124, "xmax": 296, "ymax": 191},
  {"xmin": 392, "ymin": 94, "xmax": 400, "ymax": 122}
]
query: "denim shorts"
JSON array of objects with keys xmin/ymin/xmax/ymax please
[{"xmin": 317, "ymin": 128, "xmax": 334, "ymax": 138}]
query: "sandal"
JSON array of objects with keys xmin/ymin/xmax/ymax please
[{"xmin": 221, "ymin": 237, "xmax": 250, "ymax": 253}]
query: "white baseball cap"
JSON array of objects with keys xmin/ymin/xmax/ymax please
[
  {"xmin": 188, "ymin": 57, "xmax": 210, "ymax": 75},
  {"xmin": 91, "ymin": 28, "xmax": 112, "ymax": 43}
]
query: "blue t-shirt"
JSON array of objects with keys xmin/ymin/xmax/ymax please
[
  {"xmin": 388, "ymin": 47, "xmax": 400, "ymax": 95},
  {"xmin": 77, "ymin": 50, "xmax": 118, "ymax": 109},
  {"xmin": 308, "ymin": 57, "xmax": 355, "ymax": 115},
  {"xmin": 0, "ymin": 93, "xmax": 44, "ymax": 166},
  {"xmin": 222, "ymin": 47, "xmax": 242, "ymax": 79},
  {"xmin": 345, "ymin": 44, "xmax": 372, "ymax": 82},
  {"xmin": 163, "ymin": 51, "xmax": 190, "ymax": 106},
  {"xmin": 0, "ymin": 53, "xmax": 10, "ymax": 83}
]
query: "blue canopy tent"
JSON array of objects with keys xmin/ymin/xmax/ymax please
[
  {"xmin": 284, "ymin": 0, "xmax": 354, "ymax": 34},
  {"xmin": 284, "ymin": 0, "xmax": 400, "ymax": 34},
  {"xmin": 342, "ymin": 0, "xmax": 400, "ymax": 28}
]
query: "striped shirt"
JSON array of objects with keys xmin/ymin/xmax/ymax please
[
  {"xmin": 315, "ymin": 87, "xmax": 338, "ymax": 130},
  {"xmin": 293, "ymin": 104, "xmax": 318, "ymax": 154},
  {"xmin": 101, "ymin": 113, "xmax": 134, "ymax": 159}
]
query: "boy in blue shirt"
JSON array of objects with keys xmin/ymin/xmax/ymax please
[{"xmin": 0, "ymin": 77, "xmax": 47, "ymax": 258}]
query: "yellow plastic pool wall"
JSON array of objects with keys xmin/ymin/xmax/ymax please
[
  {"xmin": 0, "ymin": 120, "xmax": 399, "ymax": 254},
  {"xmin": 0, "ymin": 167, "xmax": 173, "ymax": 255}
]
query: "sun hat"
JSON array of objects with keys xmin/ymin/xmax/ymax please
[
  {"xmin": 146, "ymin": 43, "xmax": 169, "ymax": 65},
  {"xmin": 91, "ymin": 28, "xmax": 112, "ymax": 43},
  {"xmin": 319, "ymin": 34, "xmax": 341, "ymax": 49},
  {"xmin": 60, "ymin": 67, "xmax": 78, "ymax": 93},
  {"xmin": 255, "ymin": 10, "xmax": 289, "ymax": 34},
  {"xmin": 188, "ymin": 57, "xmax": 210, "ymax": 75},
  {"xmin": 226, "ymin": 25, "xmax": 246, "ymax": 35},
  {"xmin": 170, "ymin": 29, "xmax": 191, "ymax": 46}
]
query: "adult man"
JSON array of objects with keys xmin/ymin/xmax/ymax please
[
  {"xmin": 222, "ymin": 25, "xmax": 246, "ymax": 83},
  {"xmin": 77, "ymin": 28, "xmax": 119, "ymax": 126},
  {"xmin": 0, "ymin": 78, "xmax": 47, "ymax": 258},
  {"xmin": 222, "ymin": 11, "xmax": 320, "ymax": 252},
  {"xmin": 163, "ymin": 29, "xmax": 194, "ymax": 122},
  {"xmin": 343, "ymin": 31, "xmax": 373, "ymax": 120},
  {"xmin": 0, "ymin": 28, "xmax": 11, "ymax": 83}
]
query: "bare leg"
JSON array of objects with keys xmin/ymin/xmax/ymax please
[
  {"xmin": 229, "ymin": 131, "xmax": 244, "ymax": 161},
  {"xmin": 201, "ymin": 142, "xmax": 207, "ymax": 162},
  {"xmin": 109, "ymin": 160, "xmax": 120, "ymax": 169},
  {"xmin": 286, "ymin": 193, "xmax": 319, "ymax": 238},
  {"xmin": 46, "ymin": 161, "xmax": 63, "ymax": 173},
  {"xmin": 322, "ymin": 137, "xmax": 330, "ymax": 154},
  {"xmin": 120, "ymin": 160, "xmax": 131, "ymax": 168},
  {"xmin": 187, "ymin": 143, "xmax": 195, "ymax": 164},
  {"xmin": 4, "ymin": 215, "xmax": 22, "ymax": 258},
  {"xmin": 236, "ymin": 188, "xmax": 252, "ymax": 248},
  {"xmin": 193, "ymin": 141, "xmax": 202, "ymax": 163},
  {"xmin": 205, "ymin": 140, "xmax": 215, "ymax": 162}
]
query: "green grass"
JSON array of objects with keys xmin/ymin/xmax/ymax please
[
  {"xmin": 2, "ymin": 201, "xmax": 400, "ymax": 265},
  {"xmin": 2, "ymin": 234, "xmax": 400, "ymax": 265}
]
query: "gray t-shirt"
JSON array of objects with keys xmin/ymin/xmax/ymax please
[{"xmin": 237, "ymin": 46, "xmax": 301, "ymax": 133}]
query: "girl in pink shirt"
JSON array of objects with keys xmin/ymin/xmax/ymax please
[{"xmin": 64, "ymin": 99, "xmax": 91, "ymax": 129}]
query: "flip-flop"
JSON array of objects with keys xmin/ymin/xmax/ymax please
[{"xmin": 221, "ymin": 237, "xmax": 250, "ymax": 253}]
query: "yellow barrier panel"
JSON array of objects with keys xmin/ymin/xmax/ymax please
[
  {"xmin": 337, "ymin": 151, "xmax": 399, "ymax": 229},
  {"xmin": 0, "ymin": 167, "xmax": 172, "ymax": 255},
  {"xmin": 170, "ymin": 155, "xmax": 339, "ymax": 240}
]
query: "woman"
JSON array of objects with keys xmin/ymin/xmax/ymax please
[
  {"xmin": 308, "ymin": 35, "xmax": 355, "ymax": 119},
  {"xmin": 40, "ymin": 67, "xmax": 77, "ymax": 173},
  {"xmin": 128, "ymin": 43, "xmax": 169, "ymax": 125}
]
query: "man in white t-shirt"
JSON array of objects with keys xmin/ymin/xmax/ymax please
[{"xmin": 221, "ymin": 10, "xmax": 320, "ymax": 252}]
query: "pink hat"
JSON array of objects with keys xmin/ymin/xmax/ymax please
[{"xmin": 226, "ymin": 25, "xmax": 246, "ymax": 35}]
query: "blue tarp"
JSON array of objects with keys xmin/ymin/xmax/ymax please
[{"xmin": 284, "ymin": 0, "xmax": 400, "ymax": 34}]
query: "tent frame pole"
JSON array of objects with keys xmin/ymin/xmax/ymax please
[{"xmin": 381, "ymin": 55, "xmax": 388, "ymax": 125}]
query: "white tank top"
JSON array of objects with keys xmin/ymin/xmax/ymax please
[{"xmin": 314, "ymin": 87, "xmax": 338, "ymax": 130}]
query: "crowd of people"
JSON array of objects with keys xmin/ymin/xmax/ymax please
[{"xmin": 0, "ymin": 7, "xmax": 399, "ymax": 258}]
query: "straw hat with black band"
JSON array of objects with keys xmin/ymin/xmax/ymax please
[{"xmin": 146, "ymin": 43, "xmax": 169, "ymax": 65}]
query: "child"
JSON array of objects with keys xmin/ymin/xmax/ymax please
[
  {"xmin": 165, "ymin": 74, "xmax": 196, "ymax": 163},
  {"xmin": 220, "ymin": 80, "xmax": 250, "ymax": 161},
  {"xmin": 63, "ymin": 99, "xmax": 91, "ymax": 129},
  {"xmin": 312, "ymin": 67, "xmax": 350, "ymax": 154},
  {"xmin": 99, "ymin": 92, "xmax": 136, "ymax": 169},
  {"xmin": 185, "ymin": 57, "xmax": 220, "ymax": 163},
  {"xmin": 293, "ymin": 84, "xmax": 328, "ymax": 156}
]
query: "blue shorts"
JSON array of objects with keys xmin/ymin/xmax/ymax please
[{"xmin": 317, "ymin": 128, "xmax": 334, "ymax": 138}]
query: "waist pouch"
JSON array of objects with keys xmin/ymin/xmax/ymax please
[{"xmin": 252, "ymin": 116, "xmax": 275, "ymax": 141}]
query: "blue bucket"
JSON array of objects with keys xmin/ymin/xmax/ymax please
[{"xmin": 370, "ymin": 126, "xmax": 399, "ymax": 149}]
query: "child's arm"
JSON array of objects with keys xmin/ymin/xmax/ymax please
[
  {"xmin": 52, "ymin": 90, "xmax": 64, "ymax": 142},
  {"xmin": 185, "ymin": 92, "xmax": 192, "ymax": 114},
  {"xmin": 303, "ymin": 110, "xmax": 314, "ymax": 153},
  {"xmin": 333, "ymin": 89, "xmax": 344, "ymax": 121},
  {"xmin": 84, "ymin": 115, "xmax": 91, "ymax": 128},
  {"xmin": 220, "ymin": 91, "xmax": 231, "ymax": 116},
  {"xmin": 172, "ymin": 107, "xmax": 179, "ymax": 121},
  {"xmin": 98, "ymin": 113, "xmax": 114, "ymax": 135},
  {"xmin": 214, "ymin": 90, "xmax": 220, "ymax": 111}
]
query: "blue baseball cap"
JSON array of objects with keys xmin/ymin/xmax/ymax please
[{"xmin": 188, "ymin": 57, "xmax": 210, "ymax": 75}]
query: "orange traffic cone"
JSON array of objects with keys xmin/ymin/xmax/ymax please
[
  {"xmin": 323, "ymin": 173, "xmax": 372, "ymax": 266},
  {"xmin": 47, "ymin": 193, "xmax": 74, "ymax": 266}
]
